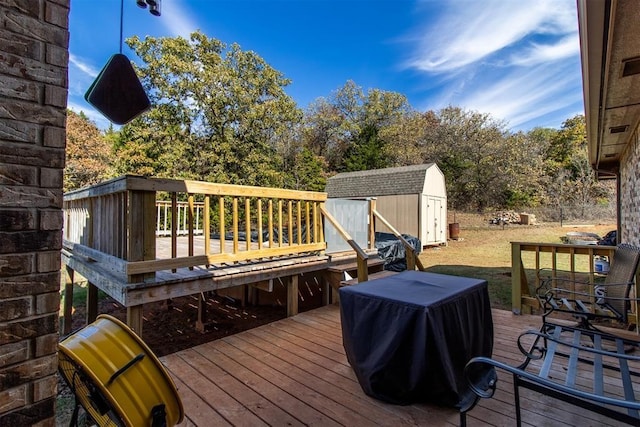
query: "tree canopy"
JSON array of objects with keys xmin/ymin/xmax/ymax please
[
  {"xmin": 114, "ymin": 31, "xmax": 302, "ymax": 188},
  {"xmin": 65, "ymin": 32, "xmax": 612, "ymax": 220},
  {"xmin": 64, "ymin": 110, "xmax": 114, "ymax": 192}
]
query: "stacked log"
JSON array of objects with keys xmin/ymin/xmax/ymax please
[
  {"xmin": 488, "ymin": 211, "xmax": 520, "ymax": 224},
  {"xmin": 488, "ymin": 211, "xmax": 537, "ymax": 225}
]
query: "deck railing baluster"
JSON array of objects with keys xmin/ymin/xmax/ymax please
[
  {"xmin": 257, "ymin": 199, "xmax": 263, "ymax": 249},
  {"xmin": 246, "ymin": 198, "xmax": 251, "ymax": 252}
]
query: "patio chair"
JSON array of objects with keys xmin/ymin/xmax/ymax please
[{"xmin": 536, "ymin": 243, "xmax": 640, "ymax": 331}]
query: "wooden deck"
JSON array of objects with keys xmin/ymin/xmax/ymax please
[{"xmin": 160, "ymin": 305, "xmax": 630, "ymax": 426}]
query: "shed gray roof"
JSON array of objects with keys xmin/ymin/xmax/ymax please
[{"xmin": 325, "ymin": 163, "xmax": 437, "ymax": 198}]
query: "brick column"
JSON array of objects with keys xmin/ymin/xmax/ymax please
[{"xmin": 0, "ymin": 1, "xmax": 69, "ymax": 426}]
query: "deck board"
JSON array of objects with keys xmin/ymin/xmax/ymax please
[{"xmin": 162, "ymin": 305, "xmax": 636, "ymax": 426}]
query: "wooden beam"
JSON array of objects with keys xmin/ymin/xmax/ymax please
[
  {"xmin": 124, "ymin": 255, "xmax": 330, "ymax": 306},
  {"xmin": 323, "ymin": 275, "xmax": 331, "ymax": 306},
  {"xmin": 372, "ymin": 208, "xmax": 423, "ymax": 271},
  {"xmin": 86, "ymin": 282, "xmax": 99, "ymax": 324},
  {"xmin": 63, "ymin": 266, "xmax": 74, "ymax": 336},
  {"xmin": 127, "ymin": 305, "xmax": 144, "ymax": 336},
  {"xmin": 124, "ymin": 176, "xmax": 328, "ymax": 201},
  {"xmin": 125, "ymin": 242, "xmax": 327, "ymax": 275},
  {"xmin": 196, "ymin": 293, "xmax": 207, "ymax": 333},
  {"xmin": 287, "ymin": 275, "xmax": 299, "ymax": 317},
  {"xmin": 62, "ymin": 240, "xmax": 128, "ymax": 278},
  {"xmin": 128, "ymin": 189, "xmax": 156, "ymax": 282}
]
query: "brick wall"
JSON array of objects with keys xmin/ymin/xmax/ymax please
[
  {"xmin": 0, "ymin": 0, "xmax": 69, "ymax": 425},
  {"xmin": 620, "ymin": 127, "xmax": 640, "ymax": 246}
]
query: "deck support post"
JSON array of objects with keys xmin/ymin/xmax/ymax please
[
  {"xmin": 63, "ymin": 266, "xmax": 75, "ymax": 336},
  {"xmin": 322, "ymin": 275, "xmax": 331, "ymax": 306},
  {"xmin": 287, "ymin": 275, "xmax": 299, "ymax": 317},
  {"xmin": 248, "ymin": 285, "xmax": 259, "ymax": 305},
  {"xmin": 196, "ymin": 292, "xmax": 207, "ymax": 333},
  {"xmin": 127, "ymin": 189, "xmax": 157, "ymax": 337},
  {"xmin": 86, "ymin": 282, "xmax": 99, "ymax": 325},
  {"xmin": 511, "ymin": 242, "xmax": 524, "ymax": 315},
  {"xmin": 127, "ymin": 305, "xmax": 144, "ymax": 335}
]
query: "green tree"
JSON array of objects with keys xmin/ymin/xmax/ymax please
[
  {"xmin": 379, "ymin": 110, "xmax": 439, "ymax": 167},
  {"xmin": 118, "ymin": 31, "xmax": 301, "ymax": 187},
  {"xmin": 288, "ymin": 148, "xmax": 327, "ymax": 191},
  {"xmin": 426, "ymin": 107, "xmax": 513, "ymax": 211},
  {"xmin": 343, "ymin": 124, "xmax": 390, "ymax": 171},
  {"xmin": 64, "ymin": 110, "xmax": 114, "ymax": 191},
  {"xmin": 546, "ymin": 115, "xmax": 586, "ymax": 168},
  {"xmin": 303, "ymin": 80, "xmax": 410, "ymax": 173},
  {"xmin": 542, "ymin": 115, "xmax": 611, "ymax": 218}
]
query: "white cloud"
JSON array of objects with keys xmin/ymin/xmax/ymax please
[
  {"xmin": 407, "ymin": 0, "xmax": 582, "ymax": 130},
  {"xmin": 68, "ymin": 53, "xmax": 101, "ymax": 99},
  {"xmin": 509, "ymin": 35, "xmax": 579, "ymax": 66},
  {"xmin": 69, "ymin": 53, "xmax": 99, "ymax": 78},
  {"xmin": 160, "ymin": 0, "xmax": 198, "ymax": 38},
  {"xmin": 67, "ymin": 101, "xmax": 114, "ymax": 131},
  {"xmin": 451, "ymin": 61, "xmax": 582, "ymax": 129},
  {"xmin": 408, "ymin": 0, "xmax": 577, "ymax": 73}
]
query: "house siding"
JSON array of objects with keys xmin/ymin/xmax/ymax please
[
  {"xmin": 620, "ymin": 127, "xmax": 640, "ymax": 246},
  {"xmin": 0, "ymin": 0, "xmax": 69, "ymax": 425}
]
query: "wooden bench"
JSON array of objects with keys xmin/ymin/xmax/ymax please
[{"xmin": 461, "ymin": 323, "xmax": 640, "ymax": 426}]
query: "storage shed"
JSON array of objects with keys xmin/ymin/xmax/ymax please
[{"xmin": 326, "ymin": 164, "xmax": 447, "ymax": 246}]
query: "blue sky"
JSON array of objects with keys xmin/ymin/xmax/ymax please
[{"xmin": 68, "ymin": 0, "xmax": 583, "ymax": 132}]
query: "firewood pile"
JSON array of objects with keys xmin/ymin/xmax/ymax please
[{"xmin": 488, "ymin": 211, "xmax": 521, "ymax": 225}]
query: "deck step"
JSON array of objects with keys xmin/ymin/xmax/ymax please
[
  {"xmin": 326, "ymin": 257, "xmax": 387, "ymax": 303},
  {"xmin": 339, "ymin": 269, "xmax": 398, "ymax": 287},
  {"xmin": 325, "ymin": 257, "xmax": 385, "ymax": 289}
]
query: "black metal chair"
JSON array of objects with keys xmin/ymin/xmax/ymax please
[{"xmin": 536, "ymin": 243, "xmax": 640, "ymax": 331}]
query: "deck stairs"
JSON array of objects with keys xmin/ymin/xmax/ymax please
[{"xmin": 326, "ymin": 256, "xmax": 398, "ymax": 302}]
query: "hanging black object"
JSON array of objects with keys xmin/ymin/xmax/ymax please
[{"xmin": 84, "ymin": 53, "xmax": 150, "ymax": 125}]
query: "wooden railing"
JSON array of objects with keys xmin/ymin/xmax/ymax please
[
  {"xmin": 318, "ymin": 198, "xmax": 425, "ymax": 284},
  {"xmin": 63, "ymin": 175, "xmax": 327, "ymax": 282},
  {"xmin": 371, "ymin": 199, "xmax": 424, "ymax": 271},
  {"xmin": 320, "ymin": 204, "xmax": 370, "ymax": 282},
  {"xmin": 511, "ymin": 241, "xmax": 619, "ymax": 315}
]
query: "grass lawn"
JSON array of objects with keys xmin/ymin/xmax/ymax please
[{"xmin": 418, "ymin": 220, "xmax": 616, "ymax": 310}]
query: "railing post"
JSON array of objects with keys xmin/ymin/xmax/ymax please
[
  {"xmin": 369, "ymin": 198, "xmax": 376, "ymax": 250},
  {"xmin": 63, "ymin": 266, "xmax": 74, "ymax": 336},
  {"xmin": 356, "ymin": 253, "xmax": 369, "ymax": 283},
  {"xmin": 511, "ymin": 242, "xmax": 523, "ymax": 315},
  {"xmin": 127, "ymin": 186, "xmax": 157, "ymax": 334}
]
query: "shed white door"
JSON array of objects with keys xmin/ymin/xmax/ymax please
[{"xmin": 422, "ymin": 196, "xmax": 446, "ymax": 244}]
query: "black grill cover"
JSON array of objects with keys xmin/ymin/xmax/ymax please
[{"xmin": 339, "ymin": 271, "xmax": 493, "ymax": 407}]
